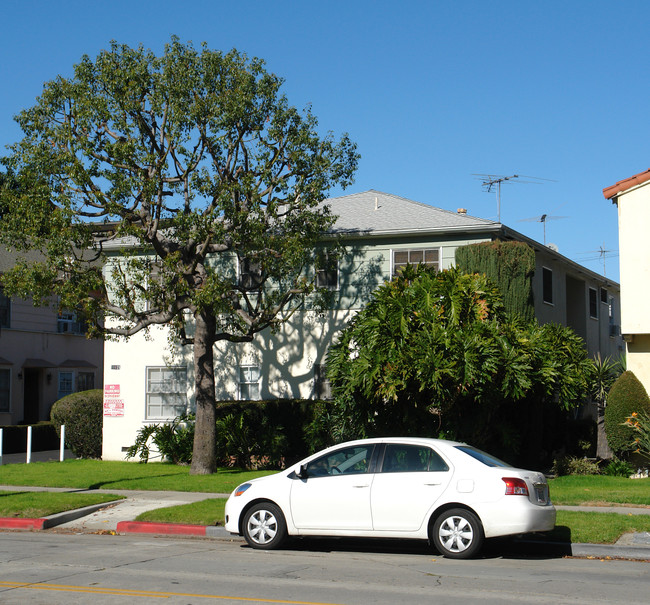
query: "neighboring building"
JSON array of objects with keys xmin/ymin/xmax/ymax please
[
  {"xmin": 101, "ymin": 190, "xmax": 623, "ymax": 459},
  {"xmin": 603, "ymin": 170, "xmax": 650, "ymax": 395},
  {"xmin": 0, "ymin": 249, "xmax": 104, "ymax": 427}
]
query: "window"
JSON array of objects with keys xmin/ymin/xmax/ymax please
[
  {"xmin": 316, "ymin": 252, "xmax": 339, "ymax": 289},
  {"xmin": 381, "ymin": 444, "xmax": 449, "ymax": 473},
  {"xmin": 58, "ymin": 371, "xmax": 74, "ymax": 400},
  {"xmin": 600, "ymin": 287, "xmax": 608, "ymax": 304},
  {"xmin": 305, "ymin": 445, "xmax": 374, "ymax": 477},
  {"xmin": 239, "ymin": 258, "xmax": 263, "ymax": 289},
  {"xmin": 57, "ymin": 310, "xmax": 87, "ymax": 334},
  {"xmin": 542, "ymin": 267, "xmax": 553, "ymax": 304},
  {"xmin": 77, "ymin": 372, "xmax": 95, "ymax": 391},
  {"xmin": 589, "ymin": 288, "xmax": 598, "ymax": 319},
  {"xmin": 146, "ymin": 366, "xmax": 187, "ymax": 419},
  {"xmin": 392, "ymin": 248, "xmax": 440, "ymax": 277},
  {"xmin": 314, "ymin": 363, "xmax": 332, "ymax": 399},
  {"xmin": 0, "ymin": 286, "xmax": 10, "ymax": 328},
  {"xmin": 0, "ymin": 369, "xmax": 10, "ymax": 413},
  {"xmin": 239, "ymin": 365, "xmax": 260, "ymax": 400}
]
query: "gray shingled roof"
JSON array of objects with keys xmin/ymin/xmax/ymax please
[{"xmin": 324, "ymin": 190, "xmax": 498, "ymax": 235}]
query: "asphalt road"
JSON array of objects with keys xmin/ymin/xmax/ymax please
[{"xmin": 0, "ymin": 531, "xmax": 648, "ymax": 605}]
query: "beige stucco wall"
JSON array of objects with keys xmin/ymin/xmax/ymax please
[{"xmin": 617, "ymin": 183, "xmax": 650, "ymax": 335}]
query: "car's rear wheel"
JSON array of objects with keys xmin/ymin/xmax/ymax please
[
  {"xmin": 432, "ymin": 508, "xmax": 484, "ymax": 559},
  {"xmin": 242, "ymin": 502, "xmax": 287, "ymax": 550}
]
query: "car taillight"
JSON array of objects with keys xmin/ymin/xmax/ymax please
[{"xmin": 502, "ymin": 477, "xmax": 529, "ymax": 496}]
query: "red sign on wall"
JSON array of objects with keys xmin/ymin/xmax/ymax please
[{"xmin": 103, "ymin": 384, "xmax": 124, "ymax": 417}]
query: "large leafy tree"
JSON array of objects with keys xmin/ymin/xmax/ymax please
[
  {"xmin": 326, "ymin": 266, "xmax": 592, "ymax": 465},
  {"xmin": 0, "ymin": 38, "xmax": 358, "ymax": 474}
]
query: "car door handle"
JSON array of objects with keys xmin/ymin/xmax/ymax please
[
  {"xmin": 424, "ymin": 482, "xmax": 442, "ymax": 486},
  {"xmin": 353, "ymin": 484, "xmax": 370, "ymax": 488}
]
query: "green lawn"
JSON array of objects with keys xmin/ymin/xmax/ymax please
[
  {"xmin": 0, "ymin": 490, "xmax": 124, "ymax": 518},
  {"xmin": 549, "ymin": 475, "xmax": 650, "ymax": 506},
  {"xmin": 136, "ymin": 498, "xmax": 227, "ymax": 525},
  {"xmin": 0, "ymin": 459, "xmax": 274, "ymax": 493}
]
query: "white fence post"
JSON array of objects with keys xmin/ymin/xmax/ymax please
[
  {"xmin": 26, "ymin": 425, "xmax": 32, "ymax": 464},
  {"xmin": 59, "ymin": 425, "xmax": 65, "ymax": 462}
]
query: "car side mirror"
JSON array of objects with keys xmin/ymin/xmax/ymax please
[{"xmin": 297, "ymin": 464, "xmax": 309, "ymax": 479}]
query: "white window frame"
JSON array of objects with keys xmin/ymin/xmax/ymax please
[
  {"xmin": 145, "ymin": 366, "xmax": 188, "ymax": 420},
  {"xmin": 58, "ymin": 371, "xmax": 75, "ymax": 400},
  {"xmin": 391, "ymin": 247, "xmax": 441, "ymax": 278},
  {"xmin": 238, "ymin": 364, "xmax": 261, "ymax": 401}
]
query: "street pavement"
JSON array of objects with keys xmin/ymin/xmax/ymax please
[{"xmin": 1, "ymin": 451, "xmax": 649, "ymax": 560}]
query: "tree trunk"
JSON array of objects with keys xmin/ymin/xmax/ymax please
[
  {"xmin": 190, "ymin": 311, "xmax": 218, "ymax": 474},
  {"xmin": 596, "ymin": 402, "xmax": 613, "ymax": 460}
]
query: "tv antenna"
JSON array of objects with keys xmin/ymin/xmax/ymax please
[
  {"xmin": 576, "ymin": 244, "xmax": 618, "ymax": 278},
  {"xmin": 519, "ymin": 203, "xmax": 568, "ymax": 245},
  {"xmin": 473, "ymin": 174, "xmax": 556, "ymax": 222}
]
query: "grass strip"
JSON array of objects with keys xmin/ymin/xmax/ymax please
[
  {"xmin": 135, "ymin": 498, "xmax": 227, "ymax": 526},
  {"xmin": 0, "ymin": 490, "xmax": 124, "ymax": 518},
  {"xmin": 0, "ymin": 459, "xmax": 274, "ymax": 493},
  {"xmin": 135, "ymin": 500, "xmax": 650, "ymax": 545},
  {"xmin": 546, "ymin": 510, "xmax": 650, "ymax": 544}
]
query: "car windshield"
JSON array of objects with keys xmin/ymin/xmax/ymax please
[{"xmin": 454, "ymin": 445, "xmax": 511, "ymax": 468}]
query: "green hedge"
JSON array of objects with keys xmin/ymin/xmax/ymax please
[
  {"xmin": 50, "ymin": 389, "xmax": 103, "ymax": 459},
  {"xmin": 0, "ymin": 422, "xmax": 60, "ymax": 454},
  {"xmin": 605, "ymin": 371, "xmax": 650, "ymax": 455}
]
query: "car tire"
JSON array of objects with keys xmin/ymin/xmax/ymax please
[
  {"xmin": 242, "ymin": 502, "xmax": 287, "ymax": 550},
  {"xmin": 431, "ymin": 508, "xmax": 484, "ymax": 559}
]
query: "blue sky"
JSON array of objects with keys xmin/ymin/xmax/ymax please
[{"xmin": 2, "ymin": 1, "xmax": 648, "ymax": 283}]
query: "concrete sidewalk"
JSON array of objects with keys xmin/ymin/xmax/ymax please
[{"xmin": 0, "ymin": 484, "xmax": 649, "ymax": 559}]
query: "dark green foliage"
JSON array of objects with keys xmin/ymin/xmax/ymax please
[
  {"xmin": 0, "ymin": 422, "xmax": 59, "ymax": 454},
  {"xmin": 50, "ymin": 390, "xmax": 103, "ymax": 459},
  {"xmin": 326, "ymin": 266, "xmax": 592, "ymax": 468},
  {"xmin": 602, "ymin": 457, "xmax": 634, "ymax": 477},
  {"xmin": 605, "ymin": 371, "xmax": 650, "ymax": 454},
  {"xmin": 456, "ymin": 240, "xmax": 535, "ymax": 322},
  {"xmin": 214, "ymin": 399, "xmax": 323, "ymax": 468},
  {"xmin": 126, "ymin": 414, "xmax": 195, "ymax": 464}
]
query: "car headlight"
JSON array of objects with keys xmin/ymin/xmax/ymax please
[{"xmin": 234, "ymin": 483, "xmax": 252, "ymax": 497}]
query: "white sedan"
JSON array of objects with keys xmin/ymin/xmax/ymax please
[{"xmin": 224, "ymin": 437, "xmax": 556, "ymax": 558}]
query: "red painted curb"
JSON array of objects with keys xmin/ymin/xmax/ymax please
[
  {"xmin": 0, "ymin": 517, "xmax": 46, "ymax": 530},
  {"xmin": 116, "ymin": 521, "xmax": 207, "ymax": 536}
]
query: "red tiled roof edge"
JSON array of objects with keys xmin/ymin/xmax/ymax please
[{"xmin": 603, "ymin": 169, "xmax": 650, "ymax": 200}]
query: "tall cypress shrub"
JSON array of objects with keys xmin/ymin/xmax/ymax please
[
  {"xmin": 604, "ymin": 371, "xmax": 650, "ymax": 455},
  {"xmin": 456, "ymin": 240, "xmax": 535, "ymax": 322}
]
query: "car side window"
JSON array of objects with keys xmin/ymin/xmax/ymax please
[
  {"xmin": 381, "ymin": 444, "xmax": 449, "ymax": 473},
  {"xmin": 305, "ymin": 445, "xmax": 373, "ymax": 477}
]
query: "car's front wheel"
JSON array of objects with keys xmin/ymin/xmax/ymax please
[
  {"xmin": 431, "ymin": 508, "xmax": 484, "ymax": 559},
  {"xmin": 242, "ymin": 502, "xmax": 287, "ymax": 550}
]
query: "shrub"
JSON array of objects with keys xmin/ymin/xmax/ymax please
[
  {"xmin": 552, "ymin": 456, "xmax": 601, "ymax": 476},
  {"xmin": 50, "ymin": 389, "xmax": 103, "ymax": 459},
  {"xmin": 602, "ymin": 456, "xmax": 635, "ymax": 477},
  {"xmin": 605, "ymin": 371, "xmax": 650, "ymax": 455},
  {"xmin": 126, "ymin": 413, "xmax": 194, "ymax": 464}
]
